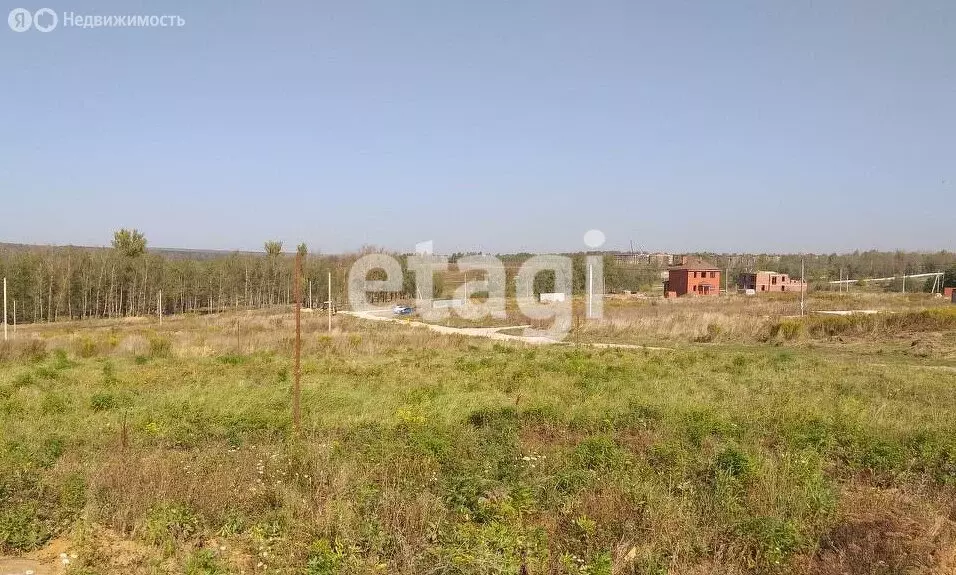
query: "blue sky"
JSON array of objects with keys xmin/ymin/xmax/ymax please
[{"xmin": 1, "ymin": 0, "xmax": 953, "ymax": 254}]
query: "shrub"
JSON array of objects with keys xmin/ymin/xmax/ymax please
[
  {"xmin": 0, "ymin": 504, "xmax": 49, "ymax": 552},
  {"xmin": 90, "ymin": 392, "xmax": 118, "ymax": 411},
  {"xmin": 713, "ymin": 445, "xmax": 753, "ymax": 480},
  {"xmin": 40, "ymin": 392, "xmax": 69, "ymax": 415},
  {"xmin": 695, "ymin": 323, "xmax": 723, "ymax": 343},
  {"xmin": 736, "ymin": 516, "xmax": 802, "ymax": 567},
  {"xmin": 184, "ymin": 548, "xmax": 228, "ymax": 575},
  {"xmin": 305, "ymin": 538, "xmax": 348, "ymax": 575},
  {"xmin": 144, "ymin": 504, "xmax": 200, "ymax": 549},
  {"xmin": 39, "ymin": 435, "xmax": 65, "ymax": 466},
  {"xmin": 74, "ymin": 337, "xmax": 99, "ymax": 358},
  {"xmin": 148, "ymin": 336, "xmax": 172, "ymax": 358},
  {"xmin": 21, "ymin": 339, "xmax": 48, "ymax": 363},
  {"xmin": 770, "ymin": 319, "xmax": 803, "ymax": 341}
]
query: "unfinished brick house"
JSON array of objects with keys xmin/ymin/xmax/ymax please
[
  {"xmin": 738, "ymin": 271, "xmax": 807, "ymax": 293},
  {"xmin": 664, "ymin": 256, "xmax": 720, "ymax": 297}
]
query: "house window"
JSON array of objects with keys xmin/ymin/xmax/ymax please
[{"xmin": 710, "ymin": 271, "xmax": 716, "ymax": 278}]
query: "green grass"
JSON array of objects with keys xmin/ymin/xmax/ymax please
[{"xmin": 0, "ymin": 311, "xmax": 954, "ymax": 573}]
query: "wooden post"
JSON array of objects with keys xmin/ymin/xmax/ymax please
[
  {"xmin": 12, "ymin": 300, "xmax": 16, "ymax": 338},
  {"xmin": 327, "ymin": 271, "xmax": 332, "ymax": 332},
  {"xmin": 2, "ymin": 277, "xmax": 6, "ymax": 341},
  {"xmin": 236, "ymin": 318, "xmax": 241, "ymax": 353},
  {"xmin": 293, "ymin": 253, "xmax": 302, "ymax": 434},
  {"xmin": 157, "ymin": 290, "xmax": 162, "ymax": 325}
]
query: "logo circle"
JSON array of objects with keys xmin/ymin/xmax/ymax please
[
  {"xmin": 583, "ymin": 229, "xmax": 606, "ymax": 249},
  {"xmin": 33, "ymin": 7, "xmax": 57, "ymax": 32},
  {"xmin": 8, "ymin": 8, "xmax": 33, "ymax": 31}
]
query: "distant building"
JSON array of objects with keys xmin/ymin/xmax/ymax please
[
  {"xmin": 610, "ymin": 252, "xmax": 675, "ymax": 266},
  {"xmin": 648, "ymin": 253, "xmax": 675, "ymax": 267},
  {"xmin": 945, "ymin": 287, "xmax": 955, "ymax": 301},
  {"xmin": 738, "ymin": 271, "xmax": 807, "ymax": 294},
  {"xmin": 664, "ymin": 256, "xmax": 721, "ymax": 297},
  {"xmin": 611, "ymin": 252, "xmax": 645, "ymax": 265}
]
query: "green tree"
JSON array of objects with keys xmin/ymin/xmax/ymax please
[
  {"xmin": 112, "ymin": 229, "xmax": 147, "ymax": 258},
  {"xmin": 264, "ymin": 241, "xmax": 283, "ymax": 257},
  {"xmin": 944, "ymin": 265, "xmax": 956, "ymax": 288}
]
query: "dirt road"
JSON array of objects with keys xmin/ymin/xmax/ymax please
[{"xmin": 342, "ymin": 309, "xmax": 672, "ymax": 350}]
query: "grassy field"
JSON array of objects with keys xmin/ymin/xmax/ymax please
[{"xmin": 1, "ymin": 297, "xmax": 955, "ymax": 574}]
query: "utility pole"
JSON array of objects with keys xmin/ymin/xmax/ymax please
[
  {"xmin": 800, "ymin": 258, "xmax": 806, "ymax": 317},
  {"xmin": 902, "ymin": 272, "xmax": 906, "ymax": 294},
  {"xmin": 293, "ymin": 253, "xmax": 302, "ymax": 435},
  {"xmin": 3, "ymin": 277, "xmax": 7, "ymax": 341},
  {"xmin": 327, "ymin": 271, "xmax": 332, "ymax": 332}
]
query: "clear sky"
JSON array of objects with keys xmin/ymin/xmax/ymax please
[{"xmin": 1, "ymin": 1, "xmax": 953, "ymax": 254}]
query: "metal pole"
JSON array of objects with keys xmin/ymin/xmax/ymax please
[
  {"xmin": 293, "ymin": 253, "xmax": 302, "ymax": 435},
  {"xmin": 327, "ymin": 271, "xmax": 332, "ymax": 332},
  {"xmin": 587, "ymin": 264, "xmax": 593, "ymax": 318},
  {"xmin": 3, "ymin": 277, "xmax": 7, "ymax": 341}
]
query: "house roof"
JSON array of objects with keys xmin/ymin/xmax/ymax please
[{"xmin": 670, "ymin": 256, "xmax": 719, "ymax": 271}]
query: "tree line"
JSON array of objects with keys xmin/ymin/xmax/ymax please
[
  {"xmin": 2, "ymin": 231, "xmax": 954, "ymax": 325},
  {"xmin": 0, "ymin": 231, "xmax": 375, "ymax": 325}
]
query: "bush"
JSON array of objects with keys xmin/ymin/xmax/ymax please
[
  {"xmin": 770, "ymin": 319, "xmax": 803, "ymax": 341},
  {"xmin": 22, "ymin": 339, "xmax": 48, "ymax": 363},
  {"xmin": 144, "ymin": 504, "xmax": 200, "ymax": 548},
  {"xmin": 736, "ymin": 516, "xmax": 802, "ymax": 567},
  {"xmin": 0, "ymin": 504, "xmax": 49, "ymax": 552},
  {"xmin": 184, "ymin": 548, "xmax": 228, "ymax": 575},
  {"xmin": 148, "ymin": 336, "xmax": 172, "ymax": 358},
  {"xmin": 713, "ymin": 445, "xmax": 753, "ymax": 480},
  {"xmin": 73, "ymin": 336, "xmax": 100, "ymax": 358},
  {"xmin": 90, "ymin": 392, "xmax": 118, "ymax": 411}
]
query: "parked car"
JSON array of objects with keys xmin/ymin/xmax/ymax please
[{"xmin": 393, "ymin": 305, "xmax": 414, "ymax": 315}]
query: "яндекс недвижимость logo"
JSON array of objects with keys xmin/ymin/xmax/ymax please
[{"xmin": 8, "ymin": 7, "xmax": 57, "ymax": 32}]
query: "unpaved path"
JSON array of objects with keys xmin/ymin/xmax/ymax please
[{"xmin": 342, "ymin": 309, "xmax": 672, "ymax": 351}]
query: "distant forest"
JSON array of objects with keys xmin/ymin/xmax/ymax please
[{"xmin": 1, "ymin": 231, "xmax": 954, "ymax": 325}]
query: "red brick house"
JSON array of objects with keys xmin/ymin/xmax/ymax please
[
  {"xmin": 738, "ymin": 271, "xmax": 807, "ymax": 294},
  {"xmin": 664, "ymin": 256, "xmax": 721, "ymax": 296}
]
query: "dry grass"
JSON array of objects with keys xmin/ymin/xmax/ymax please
[{"xmin": 2, "ymin": 302, "xmax": 956, "ymax": 573}]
